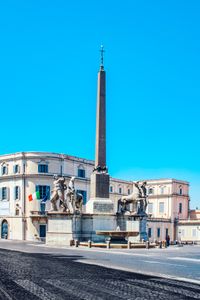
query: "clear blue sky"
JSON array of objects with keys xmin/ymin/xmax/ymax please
[{"xmin": 0, "ymin": 1, "xmax": 199, "ymax": 208}]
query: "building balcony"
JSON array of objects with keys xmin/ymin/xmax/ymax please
[{"xmin": 30, "ymin": 211, "xmax": 48, "ymax": 218}]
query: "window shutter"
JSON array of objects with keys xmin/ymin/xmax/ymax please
[
  {"xmin": 13, "ymin": 165, "xmax": 15, "ymax": 174},
  {"xmin": 47, "ymin": 186, "xmax": 50, "ymax": 200},
  {"xmin": 36, "ymin": 185, "xmax": 39, "ymax": 192},
  {"xmin": 7, "ymin": 187, "xmax": 9, "ymax": 200},
  {"xmin": 18, "ymin": 186, "xmax": 20, "ymax": 200},
  {"xmin": 0, "ymin": 188, "xmax": 2, "ymax": 200},
  {"xmin": 6, "ymin": 166, "xmax": 8, "ymax": 175}
]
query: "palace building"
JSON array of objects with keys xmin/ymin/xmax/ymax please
[{"xmin": 0, "ymin": 151, "xmax": 190, "ymax": 243}]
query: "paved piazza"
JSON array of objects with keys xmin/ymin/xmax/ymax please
[{"xmin": 0, "ymin": 241, "xmax": 199, "ymax": 299}]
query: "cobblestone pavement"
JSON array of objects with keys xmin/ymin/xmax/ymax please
[{"xmin": 0, "ymin": 248, "xmax": 199, "ymax": 299}]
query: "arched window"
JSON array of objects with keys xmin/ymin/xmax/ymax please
[
  {"xmin": 179, "ymin": 186, "xmax": 183, "ymax": 195},
  {"xmin": 110, "ymin": 186, "xmax": 113, "ymax": 193},
  {"xmin": 1, "ymin": 163, "xmax": 8, "ymax": 175},
  {"xmin": 1, "ymin": 220, "xmax": 8, "ymax": 239}
]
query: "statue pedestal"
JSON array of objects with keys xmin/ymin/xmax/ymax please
[
  {"xmin": 86, "ymin": 198, "xmax": 114, "ymax": 214},
  {"xmin": 46, "ymin": 212, "xmax": 81, "ymax": 246},
  {"xmin": 45, "ymin": 213, "xmax": 147, "ymax": 245}
]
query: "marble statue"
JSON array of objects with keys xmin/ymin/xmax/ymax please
[
  {"xmin": 118, "ymin": 181, "xmax": 148, "ymax": 215},
  {"xmin": 50, "ymin": 175, "xmax": 66, "ymax": 211},
  {"xmin": 63, "ymin": 176, "xmax": 83, "ymax": 213},
  {"xmin": 50, "ymin": 175, "xmax": 83, "ymax": 213}
]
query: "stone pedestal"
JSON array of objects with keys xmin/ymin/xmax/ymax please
[
  {"xmin": 90, "ymin": 172, "xmax": 109, "ymax": 199},
  {"xmin": 117, "ymin": 214, "xmax": 147, "ymax": 243},
  {"xmin": 86, "ymin": 198, "xmax": 114, "ymax": 214},
  {"xmin": 46, "ymin": 212, "xmax": 147, "ymax": 245},
  {"xmin": 46, "ymin": 213, "xmax": 81, "ymax": 246}
]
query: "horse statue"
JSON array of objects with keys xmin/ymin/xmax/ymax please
[
  {"xmin": 71, "ymin": 191, "xmax": 83, "ymax": 213},
  {"xmin": 118, "ymin": 181, "xmax": 148, "ymax": 215}
]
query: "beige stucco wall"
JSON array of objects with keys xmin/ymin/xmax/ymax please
[
  {"xmin": 0, "ymin": 152, "xmax": 191, "ymax": 242},
  {"xmin": 177, "ymin": 223, "xmax": 200, "ymax": 242}
]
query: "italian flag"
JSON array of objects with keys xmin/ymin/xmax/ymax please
[{"xmin": 28, "ymin": 191, "xmax": 40, "ymax": 201}]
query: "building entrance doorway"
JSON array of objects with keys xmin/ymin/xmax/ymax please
[
  {"xmin": 1, "ymin": 220, "xmax": 8, "ymax": 239},
  {"xmin": 39, "ymin": 224, "xmax": 46, "ymax": 241}
]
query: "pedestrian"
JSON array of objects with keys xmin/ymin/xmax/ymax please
[{"xmin": 166, "ymin": 235, "xmax": 170, "ymax": 247}]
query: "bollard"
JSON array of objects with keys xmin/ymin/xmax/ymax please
[
  {"xmin": 75, "ymin": 240, "xmax": 79, "ymax": 247},
  {"xmin": 146, "ymin": 241, "xmax": 150, "ymax": 249},
  {"xmin": 106, "ymin": 240, "xmax": 110, "ymax": 249},
  {"xmin": 128, "ymin": 241, "xmax": 131, "ymax": 249},
  {"xmin": 88, "ymin": 240, "xmax": 92, "ymax": 248}
]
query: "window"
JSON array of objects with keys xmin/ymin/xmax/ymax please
[
  {"xmin": 15, "ymin": 186, "xmax": 20, "ymax": 200},
  {"xmin": 148, "ymin": 188, "xmax": 154, "ymax": 195},
  {"xmin": 40, "ymin": 203, "xmax": 46, "ymax": 214},
  {"xmin": 148, "ymin": 228, "xmax": 152, "ymax": 238},
  {"xmin": 15, "ymin": 209, "xmax": 20, "ymax": 216},
  {"xmin": 119, "ymin": 187, "xmax": 122, "ymax": 194},
  {"xmin": 38, "ymin": 164, "xmax": 48, "ymax": 173},
  {"xmin": 157, "ymin": 228, "xmax": 160, "ymax": 238},
  {"xmin": 192, "ymin": 229, "xmax": 197, "ymax": 238},
  {"xmin": 2, "ymin": 166, "xmax": 7, "ymax": 175},
  {"xmin": 36, "ymin": 185, "xmax": 50, "ymax": 200},
  {"xmin": 2, "ymin": 187, "xmax": 7, "ymax": 200},
  {"xmin": 179, "ymin": 187, "xmax": 182, "ymax": 195},
  {"xmin": 148, "ymin": 203, "xmax": 153, "ymax": 214},
  {"xmin": 78, "ymin": 169, "xmax": 85, "ymax": 178},
  {"xmin": 159, "ymin": 202, "xmax": 164, "ymax": 213},
  {"xmin": 128, "ymin": 189, "xmax": 131, "ymax": 195},
  {"xmin": 77, "ymin": 190, "xmax": 87, "ymax": 205},
  {"xmin": 165, "ymin": 228, "xmax": 169, "ymax": 239},
  {"xmin": 13, "ymin": 165, "xmax": 19, "ymax": 174},
  {"xmin": 110, "ymin": 186, "xmax": 113, "ymax": 193},
  {"xmin": 160, "ymin": 187, "xmax": 164, "ymax": 194},
  {"xmin": 179, "ymin": 203, "xmax": 182, "ymax": 214},
  {"xmin": 181, "ymin": 229, "xmax": 185, "ymax": 237}
]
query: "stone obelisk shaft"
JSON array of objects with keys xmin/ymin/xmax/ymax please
[
  {"xmin": 95, "ymin": 68, "xmax": 106, "ymax": 169},
  {"xmin": 90, "ymin": 48, "xmax": 109, "ymax": 200}
]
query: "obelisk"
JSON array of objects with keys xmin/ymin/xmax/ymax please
[{"xmin": 87, "ymin": 46, "xmax": 113, "ymax": 214}]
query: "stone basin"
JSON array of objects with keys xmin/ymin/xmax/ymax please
[{"xmin": 96, "ymin": 231, "xmax": 139, "ymax": 238}]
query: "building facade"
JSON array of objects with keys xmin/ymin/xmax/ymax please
[
  {"xmin": 0, "ymin": 152, "xmax": 190, "ymax": 242},
  {"xmin": 177, "ymin": 210, "xmax": 200, "ymax": 243},
  {"xmin": 144, "ymin": 179, "xmax": 189, "ymax": 242}
]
